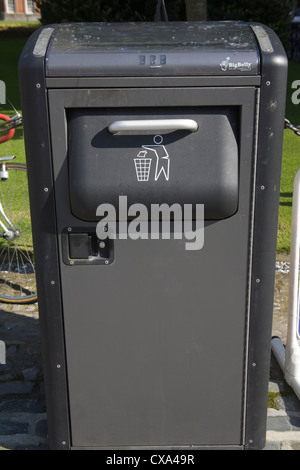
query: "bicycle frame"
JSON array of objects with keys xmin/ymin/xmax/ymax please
[
  {"xmin": 0, "ymin": 156, "xmax": 17, "ymax": 239},
  {"xmin": 0, "ymin": 201, "xmax": 15, "ymax": 239},
  {"xmin": 0, "ymin": 111, "xmax": 22, "ymax": 144},
  {"xmin": 0, "ymin": 105, "xmax": 22, "ymax": 239},
  {"xmin": 0, "ymin": 109, "xmax": 29, "ymax": 239},
  {"xmin": 0, "ymin": 103, "xmax": 37, "ymax": 303}
]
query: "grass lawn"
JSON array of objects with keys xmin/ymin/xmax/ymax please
[
  {"xmin": 0, "ymin": 26, "xmax": 300, "ymax": 254},
  {"xmin": 278, "ymin": 60, "xmax": 300, "ymax": 253},
  {"xmin": 0, "ymin": 26, "xmax": 39, "ymax": 254},
  {"xmin": 0, "ymin": 33, "xmax": 32, "ymax": 165}
]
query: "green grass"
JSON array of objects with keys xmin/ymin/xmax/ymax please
[
  {"xmin": 0, "ymin": 29, "xmax": 38, "ymax": 253},
  {"xmin": 0, "ymin": 25, "xmax": 299, "ymax": 254},
  {"xmin": 268, "ymin": 391, "xmax": 280, "ymax": 410},
  {"xmin": 0, "ymin": 162, "xmax": 33, "ymax": 251},
  {"xmin": 0, "ymin": 35, "xmax": 30, "ymax": 165},
  {"xmin": 0, "ymin": 22, "xmax": 41, "ymax": 162},
  {"xmin": 277, "ymin": 60, "xmax": 300, "ymax": 253}
]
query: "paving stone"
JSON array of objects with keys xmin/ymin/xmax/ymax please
[
  {"xmin": 22, "ymin": 367, "xmax": 40, "ymax": 381},
  {"xmin": 267, "ymin": 416, "xmax": 292, "ymax": 431},
  {"xmin": 34, "ymin": 418, "xmax": 48, "ymax": 438},
  {"xmin": 0, "ymin": 381, "xmax": 34, "ymax": 396},
  {"xmin": 0, "ymin": 420, "xmax": 29, "ymax": 435},
  {"xmin": 0, "ymin": 398, "xmax": 45, "ymax": 413},
  {"xmin": 291, "ymin": 441, "xmax": 300, "ymax": 450},
  {"xmin": 0, "ymin": 433, "xmax": 47, "ymax": 450},
  {"xmin": 264, "ymin": 442, "xmax": 281, "ymax": 450}
]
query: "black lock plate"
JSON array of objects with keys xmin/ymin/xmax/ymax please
[{"xmin": 62, "ymin": 228, "xmax": 114, "ymax": 265}]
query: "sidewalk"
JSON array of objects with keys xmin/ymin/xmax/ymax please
[
  {"xmin": 265, "ymin": 352, "xmax": 300, "ymax": 450},
  {"xmin": 265, "ymin": 256, "xmax": 300, "ymax": 449},
  {"xmin": 0, "ymin": 302, "xmax": 48, "ymax": 450}
]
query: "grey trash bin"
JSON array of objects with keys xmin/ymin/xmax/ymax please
[{"xmin": 19, "ymin": 21, "xmax": 287, "ymax": 450}]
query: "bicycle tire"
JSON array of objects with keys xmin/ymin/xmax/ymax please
[
  {"xmin": 0, "ymin": 162, "xmax": 37, "ymax": 304},
  {"xmin": 0, "ymin": 114, "xmax": 15, "ymax": 144}
]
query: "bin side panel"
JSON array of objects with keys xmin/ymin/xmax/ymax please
[
  {"xmin": 18, "ymin": 26, "xmax": 71, "ymax": 450},
  {"xmin": 245, "ymin": 23, "xmax": 288, "ymax": 450}
]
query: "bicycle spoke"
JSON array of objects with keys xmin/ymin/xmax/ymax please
[{"xmin": 0, "ymin": 163, "xmax": 37, "ymax": 303}]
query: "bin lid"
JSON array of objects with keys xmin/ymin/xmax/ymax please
[{"xmin": 45, "ymin": 22, "xmax": 260, "ymax": 77}]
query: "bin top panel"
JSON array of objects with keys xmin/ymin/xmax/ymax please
[{"xmin": 45, "ymin": 22, "xmax": 260, "ymax": 77}]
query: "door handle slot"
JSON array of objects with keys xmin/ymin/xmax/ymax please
[{"xmin": 62, "ymin": 229, "xmax": 114, "ymax": 265}]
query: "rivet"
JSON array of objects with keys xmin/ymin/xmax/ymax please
[
  {"xmin": 266, "ymin": 81, "xmax": 271, "ymax": 86},
  {"xmin": 50, "ymin": 280, "xmax": 55, "ymax": 285},
  {"xmin": 36, "ymin": 83, "xmax": 41, "ymax": 88},
  {"xmin": 44, "ymin": 187, "xmax": 48, "ymax": 192},
  {"xmin": 260, "ymin": 185, "xmax": 265, "ymax": 190},
  {"xmin": 105, "ymin": 260, "xmax": 109, "ymax": 264},
  {"xmin": 256, "ymin": 279, "xmax": 260, "ymax": 283},
  {"xmin": 57, "ymin": 364, "xmax": 61, "ymax": 368}
]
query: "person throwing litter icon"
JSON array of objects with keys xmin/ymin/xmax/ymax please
[{"xmin": 142, "ymin": 135, "xmax": 170, "ymax": 181}]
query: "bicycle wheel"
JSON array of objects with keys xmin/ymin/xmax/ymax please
[
  {"xmin": 0, "ymin": 162, "xmax": 37, "ymax": 304},
  {"xmin": 0, "ymin": 113, "xmax": 16, "ymax": 144}
]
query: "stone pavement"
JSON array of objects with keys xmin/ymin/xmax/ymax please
[
  {"xmin": 265, "ymin": 352, "xmax": 300, "ymax": 450},
  {"xmin": 265, "ymin": 255, "xmax": 300, "ymax": 449},
  {"xmin": 0, "ymin": 302, "xmax": 48, "ymax": 450},
  {"xmin": 0, "ymin": 255, "xmax": 299, "ymax": 451}
]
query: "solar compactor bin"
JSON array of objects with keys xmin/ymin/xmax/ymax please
[{"xmin": 19, "ymin": 22, "xmax": 287, "ymax": 450}]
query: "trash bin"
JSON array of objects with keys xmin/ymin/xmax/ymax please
[{"xmin": 19, "ymin": 21, "xmax": 287, "ymax": 450}]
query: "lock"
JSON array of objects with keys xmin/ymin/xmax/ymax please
[{"xmin": 62, "ymin": 229, "xmax": 114, "ymax": 265}]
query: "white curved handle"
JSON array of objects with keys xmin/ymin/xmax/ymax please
[{"xmin": 108, "ymin": 119, "xmax": 198, "ymax": 134}]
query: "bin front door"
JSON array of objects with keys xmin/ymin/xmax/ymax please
[{"xmin": 48, "ymin": 86, "xmax": 257, "ymax": 448}]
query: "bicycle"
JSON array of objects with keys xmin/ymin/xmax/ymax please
[{"xmin": 0, "ymin": 102, "xmax": 37, "ymax": 304}]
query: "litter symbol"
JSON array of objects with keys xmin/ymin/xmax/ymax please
[
  {"xmin": 134, "ymin": 151, "xmax": 152, "ymax": 181},
  {"xmin": 134, "ymin": 135, "xmax": 170, "ymax": 182}
]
